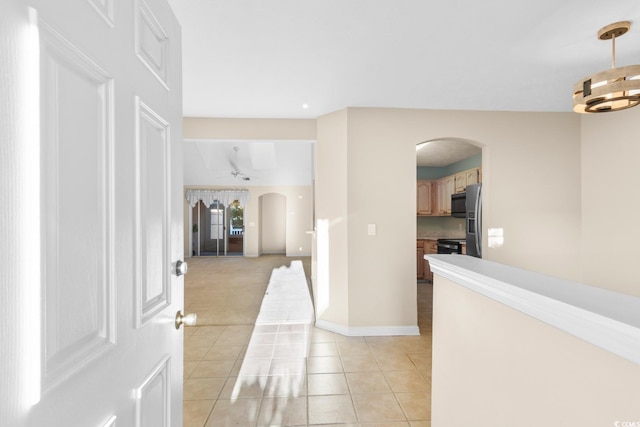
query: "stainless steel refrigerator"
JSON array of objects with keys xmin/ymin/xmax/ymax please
[{"xmin": 466, "ymin": 183, "xmax": 482, "ymax": 258}]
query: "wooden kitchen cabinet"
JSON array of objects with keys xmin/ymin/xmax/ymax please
[
  {"xmin": 455, "ymin": 167, "xmax": 481, "ymax": 193},
  {"xmin": 437, "ymin": 176, "xmax": 454, "ymax": 215},
  {"xmin": 416, "ymin": 241, "xmax": 425, "ymax": 279},
  {"xmin": 466, "ymin": 168, "xmax": 480, "ymax": 186},
  {"xmin": 417, "ymin": 239, "xmax": 438, "ymax": 281},
  {"xmin": 454, "ymin": 172, "xmax": 467, "ymax": 193},
  {"xmin": 417, "ymin": 168, "xmax": 481, "ymax": 218},
  {"xmin": 417, "ymin": 180, "xmax": 435, "ymax": 215}
]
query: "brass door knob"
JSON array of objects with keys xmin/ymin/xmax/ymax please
[{"xmin": 175, "ymin": 311, "xmax": 197, "ymax": 329}]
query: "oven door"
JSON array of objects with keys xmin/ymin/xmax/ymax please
[{"xmin": 437, "ymin": 240, "xmax": 461, "ymax": 254}]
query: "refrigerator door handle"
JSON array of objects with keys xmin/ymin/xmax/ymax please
[{"xmin": 475, "ymin": 186, "xmax": 482, "ymax": 258}]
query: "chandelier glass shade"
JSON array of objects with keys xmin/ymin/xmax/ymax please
[{"xmin": 573, "ymin": 21, "xmax": 640, "ymax": 113}]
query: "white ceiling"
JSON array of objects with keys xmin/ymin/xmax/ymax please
[
  {"xmin": 168, "ymin": 1, "xmax": 640, "ymax": 177},
  {"xmin": 168, "ymin": 0, "xmax": 640, "ymax": 119},
  {"xmin": 183, "ymin": 139, "xmax": 314, "ymax": 187},
  {"xmin": 416, "ymin": 139, "xmax": 481, "ymax": 167}
]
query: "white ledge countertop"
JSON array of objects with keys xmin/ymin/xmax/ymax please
[{"xmin": 426, "ymin": 254, "xmax": 640, "ymax": 366}]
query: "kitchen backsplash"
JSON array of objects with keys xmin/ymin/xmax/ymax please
[{"xmin": 417, "ymin": 216, "xmax": 465, "ymax": 239}]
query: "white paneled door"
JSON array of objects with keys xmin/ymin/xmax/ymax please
[{"xmin": 0, "ymin": 0, "xmax": 184, "ymax": 426}]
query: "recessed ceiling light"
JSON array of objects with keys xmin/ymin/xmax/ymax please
[{"xmin": 302, "ymin": 103, "xmax": 309, "ymax": 109}]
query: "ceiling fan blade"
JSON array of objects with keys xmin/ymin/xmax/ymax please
[
  {"xmin": 228, "ymin": 156, "xmax": 239, "ymax": 172},
  {"xmin": 228, "ymin": 146, "xmax": 252, "ymax": 179},
  {"xmin": 230, "ymin": 146, "xmax": 243, "ymax": 172}
]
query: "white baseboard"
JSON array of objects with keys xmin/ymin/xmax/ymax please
[{"xmin": 315, "ymin": 319, "xmax": 420, "ymax": 337}]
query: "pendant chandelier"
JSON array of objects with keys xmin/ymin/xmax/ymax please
[{"xmin": 573, "ymin": 21, "xmax": 640, "ymax": 113}]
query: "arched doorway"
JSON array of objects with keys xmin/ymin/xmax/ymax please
[{"xmin": 415, "ymin": 137, "xmax": 483, "ymax": 280}]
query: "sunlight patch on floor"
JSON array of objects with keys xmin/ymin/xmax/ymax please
[
  {"xmin": 255, "ymin": 261, "xmax": 314, "ymax": 326},
  {"xmin": 230, "ymin": 260, "xmax": 314, "ymax": 413}
]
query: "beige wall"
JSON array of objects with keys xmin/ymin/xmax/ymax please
[
  {"xmin": 260, "ymin": 193, "xmax": 287, "ymax": 254},
  {"xmin": 432, "ymin": 275, "xmax": 640, "ymax": 426},
  {"xmin": 345, "ymin": 109, "xmax": 419, "ymax": 328},
  {"xmin": 314, "ymin": 110, "xmax": 349, "ymax": 324},
  {"xmin": 581, "ymin": 107, "xmax": 640, "ymax": 297},
  {"xmin": 245, "ymin": 186, "xmax": 313, "ymax": 257},
  {"xmin": 314, "ymin": 107, "xmax": 582, "ymax": 331},
  {"xmin": 183, "ymin": 117, "xmax": 316, "ymax": 140}
]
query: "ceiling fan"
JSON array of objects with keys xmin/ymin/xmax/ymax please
[{"xmin": 229, "ymin": 146, "xmax": 251, "ymax": 181}]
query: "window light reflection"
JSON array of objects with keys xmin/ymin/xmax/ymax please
[{"xmin": 488, "ymin": 227, "xmax": 504, "ymax": 248}]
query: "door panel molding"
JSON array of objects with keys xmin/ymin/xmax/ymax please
[
  {"xmin": 87, "ymin": 0, "xmax": 114, "ymax": 28},
  {"xmin": 135, "ymin": 97, "xmax": 171, "ymax": 327},
  {"xmin": 39, "ymin": 16, "xmax": 116, "ymax": 393},
  {"xmin": 135, "ymin": 355, "xmax": 170, "ymax": 427},
  {"xmin": 135, "ymin": 0, "xmax": 169, "ymax": 89}
]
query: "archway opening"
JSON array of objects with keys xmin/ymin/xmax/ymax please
[{"xmin": 415, "ymin": 137, "xmax": 483, "ymax": 280}]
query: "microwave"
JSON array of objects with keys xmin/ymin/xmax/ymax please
[{"xmin": 451, "ymin": 192, "xmax": 466, "ymax": 218}]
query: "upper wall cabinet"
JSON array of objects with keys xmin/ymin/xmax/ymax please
[
  {"xmin": 417, "ymin": 180, "xmax": 434, "ymax": 215},
  {"xmin": 466, "ymin": 168, "xmax": 480, "ymax": 187},
  {"xmin": 454, "ymin": 167, "xmax": 481, "ymax": 193},
  {"xmin": 418, "ymin": 167, "xmax": 481, "ymax": 216},
  {"xmin": 437, "ymin": 176, "xmax": 454, "ymax": 215},
  {"xmin": 454, "ymin": 172, "xmax": 467, "ymax": 194}
]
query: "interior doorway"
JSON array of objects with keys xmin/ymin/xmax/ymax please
[
  {"xmin": 191, "ymin": 199, "xmax": 244, "ymax": 256},
  {"xmin": 415, "ymin": 138, "xmax": 483, "ymax": 282}
]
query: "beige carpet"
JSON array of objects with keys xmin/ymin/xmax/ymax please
[{"xmin": 184, "ymin": 255, "xmax": 312, "ymax": 326}]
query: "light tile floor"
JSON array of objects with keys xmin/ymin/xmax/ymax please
[{"xmin": 184, "ymin": 256, "xmax": 433, "ymax": 427}]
